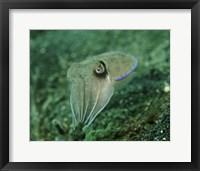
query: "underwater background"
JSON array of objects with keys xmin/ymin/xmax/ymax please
[{"xmin": 30, "ymin": 30, "xmax": 170, "ymax": 141}]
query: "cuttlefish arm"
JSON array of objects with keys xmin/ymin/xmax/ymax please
[{"xmin": 67, "ymin": 52, "xmax": 138, "ymax": 127}]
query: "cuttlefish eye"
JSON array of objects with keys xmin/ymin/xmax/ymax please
[
  {"xmin": 95, "ymin": 63, "xmax": 105, "ymax": 74},
  {"xmin": 94, "ymin": 61, "xmax": 107, "ymax": 75}
]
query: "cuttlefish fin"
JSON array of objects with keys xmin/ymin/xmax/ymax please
[
  {"xmin": 115, "ymin": 72, "xmax": 137, "ymax": 91},
  {"xmin": 115, "ymin": 58, "xmax": 138, "ymax": 81},
  {"xmin": 114, "ymin": 58, "xmax": 138, "ymax": 90}
]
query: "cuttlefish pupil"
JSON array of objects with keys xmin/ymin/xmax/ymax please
[
  {"xmin": 67, "ymin": 52, "xmax": 138, "ymax": 127},
  {"xmin": 94, "ymin": 61, "xmax": 108, "ymax": 79},
  {"xmin": 95, "ymin": 61, "xmax": 105, "ymax": 74}
]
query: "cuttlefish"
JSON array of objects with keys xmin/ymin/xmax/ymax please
[{"xmin": 67, "ymin": 52, "xmax": 138, "ymax": 127}]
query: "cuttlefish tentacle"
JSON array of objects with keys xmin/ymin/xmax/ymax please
[
  {"xmin": 81, "ymin": 80, "xmax": 88, "ymax": 123},
  {"xmin": 85, "ymin": 75, "xmax": 114, "ymax": 125},
  {"xmin": 67, "ymin": 52, "xmax": 138, "ymax": 127},
  {"xmin": 84, "ymin": 78, "xmax": 101, "ymax": 124},
  {"xmin": 69, "ymin": 78, "xmax": 84, "ymax": 125}
]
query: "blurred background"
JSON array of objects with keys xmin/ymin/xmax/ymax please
[{"xmin": 30, "ymin": 30, "xmax": 170, "ymax": 141}]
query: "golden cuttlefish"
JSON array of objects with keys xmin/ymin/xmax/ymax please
[{"xmin": 67, "ymin": 52, "xmax": 138, "ymax": 127}]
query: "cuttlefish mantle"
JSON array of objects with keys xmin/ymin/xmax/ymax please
[{"xmin": 67, "ymin": 52, "xmax": 138, "ymax": 127}]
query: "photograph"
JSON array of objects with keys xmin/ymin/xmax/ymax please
[
  {"xmin": 30, "ymin": 30, "xmax": 170, "ymax": 141},
  {"xmin": 1, "ymin": 0, "xmax": 199, "ymax": 170}
]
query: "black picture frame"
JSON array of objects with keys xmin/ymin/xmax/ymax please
[{"xmin": 0, "ymin": 0, "xmax": 200, "ymax": 170}]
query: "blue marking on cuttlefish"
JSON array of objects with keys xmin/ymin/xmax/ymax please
[{"xmin": 115, "ymin": 58, "xmax": 139, "ymax": 81}]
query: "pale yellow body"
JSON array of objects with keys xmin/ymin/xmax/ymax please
[{"xmin": 67, "ymin": 52, "xmax": 137, "ymax": 126}]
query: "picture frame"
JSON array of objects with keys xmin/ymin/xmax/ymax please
[{"xmin": 0, "ymin": 0, "xmax": 199, "ymax": 170}]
